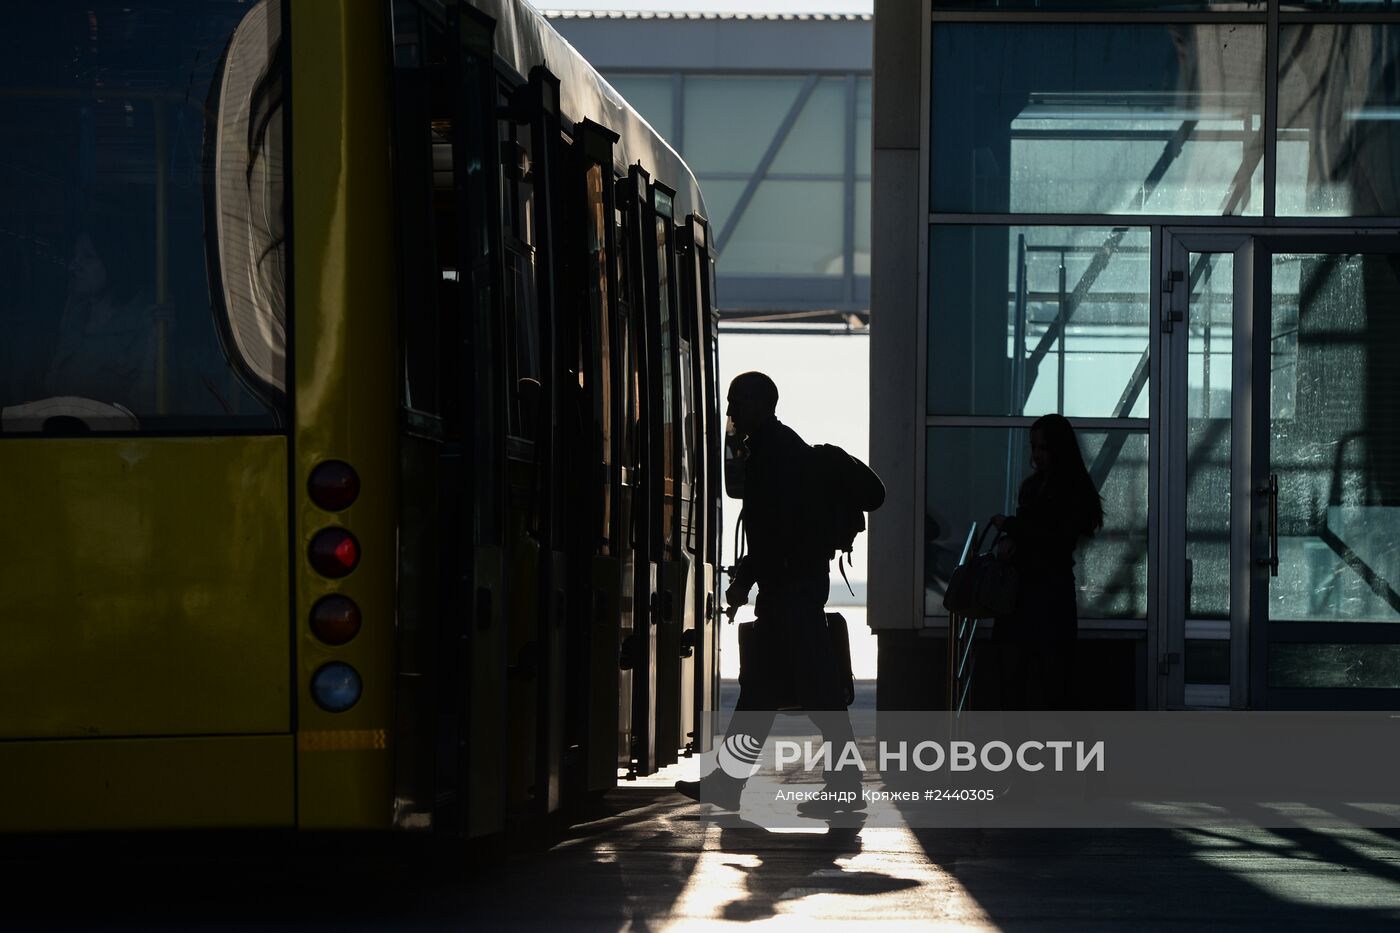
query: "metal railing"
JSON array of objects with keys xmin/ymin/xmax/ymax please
[{"xmin": 946, "ymin": 521, "xmax": 981, "ymax": 720}]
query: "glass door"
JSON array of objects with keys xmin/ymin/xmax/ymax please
[
  {"xmin": 1162, "ymin": 233, "xmax": 1400, "ymax": 710},
  {"xmin": 1160, "ymin": 232, "xmax": 1253, "ymax": 710},
  {"xmin": 1250, "ymin": 238, "xmax": 1400, "ymax": 710}
]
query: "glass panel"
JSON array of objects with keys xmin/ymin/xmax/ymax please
[
  {"xmin": 855, "ymin": 181, "xmax": 871, "ymax": 277},
  {"xmin": 1282, "ymin": 2, "xmax": 1400, "ymax": 9},
  {"xmin": 925, "ymin": 427, "xmax": 1148, "ymax": 619},
  {"xmin": 620, "ymin": 310, "xmax": 639, "ymax": 474},
  {"xmin": 679, "ymin": 338, "xmax": 696, "ymax": 553},
  {"xmin": 1276, "ymin": 25, "xmax": 1400, "ymax": 217},
  {"xmin": 1270, "ymin": 644, "xmax": 1400, "ymax": 689},
  {"xmin": 460, "ymin": 37, "xmax": 502, "ymax": 541},
  {"xmin": 931, "ymin": 24, "xmax": 1265, "ymax": 216},
  {"xmin": 398, "ymin": 15, "xmax": 452, "ymax": 421},
  {"xmin": 697, "ymin": 179, "xmax": 745, "ymax": 243},
  {"xmin": 928, "ymin": 226, "xmax": 1151, "ymax": 418},
  {"xmin": 1187, "ymin": 253, "xmax": 1234, "ymax": 620},
  {"xmin": 606, "ymin": 74, "xmax": 674, "ymax": 140},
  {"xmin": 587, "ymin": 164, "xmax": 613, "ymax": 549},
  {"xmin": 935, "ymin": 1, "xmax": 1262, "ymax": 7},
  {"xmin": 721, "ymin": 181, "xmax": 844, "ymax": 276},
  {"xmin": 0, "ymin": 1, "xmax": 286, "ymax": 432},
  {"xmin": 683, "ymin": 76, "xmax": 805, "ymax": 176},
  {"xmin": 856, "ymin": 78, "xmax": 872, "ymax": 178},
  {"xmin": 506, "ymin": 248, "xmax": 541, "ymax": 441},
  {"xmin": 655, "ymin": 210, "xmax": 676, "ymax": 554},
  {"xmin": 1268, "ymin": 253, "xmax": 1400, "ymax": 625},
  {"xmin": 771, "ymin": 77, "xmax": 845, "ymax": 176}
]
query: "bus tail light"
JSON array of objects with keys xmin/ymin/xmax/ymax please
[
  {"xmin": 311, "ymin": 662, "xmax": 362, "ymax": 712},
  {"xmin": 308, "ymin": 461, "xmax": 360, "ymax": 511},
  {"xmin": 311, "ymin": 595, "xmax": 362, "ymax": 645},
  {"xmin": 310, "ymin": 528, "xmax": 360, "ymax": 578}
]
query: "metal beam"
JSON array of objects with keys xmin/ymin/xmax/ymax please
[{"xmin": 715, "ymin": 73, "xmax": 820, "ymax": 256}]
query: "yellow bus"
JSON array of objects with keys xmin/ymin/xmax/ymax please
[{"xmin": 0, "ymin": 0, "xmax": 722, "ymax": 837}]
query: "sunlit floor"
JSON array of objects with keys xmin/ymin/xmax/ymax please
[
  {"xmin": 517, "ymin": 679, "xmax": 1400, "ymax": 930},
  {"xmin": 8, "ymin": 774, "xmax": 1400, "ymax": 930},
  {"xmin": 476, "ymin": 788, "xmax": 1400, "ymax": 931}
]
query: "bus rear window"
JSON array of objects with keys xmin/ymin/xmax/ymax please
[{"xmin": 0, "ymin": 1, "xmax": 287, "ymax": 435}]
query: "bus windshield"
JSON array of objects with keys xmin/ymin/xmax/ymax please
[{"xmin": 0, "ymin": 0, "xmax": 287, "ymax": 434}]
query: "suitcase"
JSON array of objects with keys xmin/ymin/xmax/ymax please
[
  {"xmin": 736, "ymin": 612, "xmax": 856, "ymax": 710},
  {"xmin": 825, "ymin": 612, "xmax": 856, "ymax": 708}
]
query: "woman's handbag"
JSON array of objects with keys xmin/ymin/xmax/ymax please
[{"xmin": 942, "ymin": 523, "xmax": 1019, "ymax": 618}]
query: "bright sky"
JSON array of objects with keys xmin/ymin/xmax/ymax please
[{"xmin": 528, "ymin": 0, "xmax": 872, "ymax": 13}]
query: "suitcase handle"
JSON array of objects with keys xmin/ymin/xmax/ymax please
[{"xmin": 974, "ymin": 522, "xmax": 1005, "ymax": 557}]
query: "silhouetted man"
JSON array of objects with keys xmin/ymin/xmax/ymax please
[{"xmin": 676, "ymin": 371, "xmax": 861, "ymax": 817}]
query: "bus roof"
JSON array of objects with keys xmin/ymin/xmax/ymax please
[{"xmin": 470, "ymin": 0, "xmax": 709, "ymax": 228}]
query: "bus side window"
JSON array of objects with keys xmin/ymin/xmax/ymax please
[
  {"xmin": 585, "ymin": 162, "xmax": 615, "ymax": 553},
  {"xmin": 391, "ymin": 5, "xmax": 447, "ymax": 426},
  {"xmin": 499, "ymin": 86, "xmax": 540, "ymax": 443},
  {"xmin": 1, "ymin": 1, "xmax": 287, "ymax": 431},
  {"xmin": 679, "ymin": 316, "xmax": 697, "ymax": 556},
  {"xmin": 616, "ymin": 209, "xmax": 637, "ymax": 483},
  {"xmin": 651, "ymin": 186, "xmax": 678, "ymax": 559}
]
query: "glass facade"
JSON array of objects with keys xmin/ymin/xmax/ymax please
[
  {"xmin": 932, "ymin": 24, "xmax": 1266, "ymax": 216},
  {"xmin": 605, "ymin": 70, "xmax": 870, "ymax": 318},
  {"xmin": 925, "ymin": 427, "xmax": 1149, "ymax": 619},
  {"xmin": 927, "ymin": 226, "xmax": 1152, "ymax": 419},
  {"xmin": 1276, "ymin": 24, "xmax": 1400, "ymax": 216},
  {"xmin": 919, "ymin": 2, "xmax": 1400, "ymax": 705}
]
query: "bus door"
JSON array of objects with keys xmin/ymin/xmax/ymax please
[
  {"xmin": 617, "ymin": 166, "xmax": 658, "ymax": 777},
  {"xmin": 612, "ymin": 173, "xmax": 641, "ymax": 780},
  {"xmin": 669, "ymin": 212, "xmax": 700, "ymax": 760},
  {"xmin": 569, "ymin": 119, "xmax": 626, "ymax": 795},
  {"xmin": 705, "ymin": 247, "xmax": 724, "ymax": 735},
  {"xmin": 450, "ymin": 3, "xmax": 509, "ymax": 837},
  {"xmin": 497, "ymin": 67, "xmax": 546, "ymax": 816},
  {"xmin": 521, "ymin": 65, "xmax": 570, "ymax": 814},
  {"xmin": 648, "ymin": 182, "xmax": 687, "ymax": 770},
  {"xmin": 678, "ymin": 215, "xmax": 718, "ymax": 756},
  {"xmin": 388, "ymin": 0, "xmax": 506, "ymax": 837}
]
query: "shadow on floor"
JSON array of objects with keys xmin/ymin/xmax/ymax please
[{"xmin": 908, "ymin": 821, "xmax": 1400, "ymax": 932}]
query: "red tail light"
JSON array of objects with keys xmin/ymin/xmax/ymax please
[
  {"xmin": 311, "ymin": 594, "xmax": 362, "ymax": 645},
  {"xmin": 308, "ymin": 460, "xmax": 360, "ymax": 511},
  {"xmin": 310, "ymin": 527, "xmax": 360, "ymax": 578}
]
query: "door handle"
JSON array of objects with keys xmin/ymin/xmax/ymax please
[{"xmin": 1257, "ymin": 473, "xmax": 1279, "ymax": 577}]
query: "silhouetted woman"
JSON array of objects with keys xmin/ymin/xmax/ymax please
[{"xmin": 991, "ymin": 413, "xmax": 1103, "ymax": 710}]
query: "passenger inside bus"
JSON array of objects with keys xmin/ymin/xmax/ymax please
[
  {"xmin": 40, "ymin": 222, "xmax": 160, "ymax": 416},
  {"xmin": 2, "ymin": 207, "xmax": 271, "ymax": 432}
]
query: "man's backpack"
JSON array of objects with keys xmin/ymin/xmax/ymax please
[{"xmin": 809, "ymin": 444, "xmax": 885, "ymax": 593}]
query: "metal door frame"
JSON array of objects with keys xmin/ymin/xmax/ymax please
[
  {"xmin": 1160, "ymin": 229, "xmax": 1400, "ymax": 710},
  {"xmin": 1158, "ymin": 229, "xmax": 1255, "ymax": 710}
]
